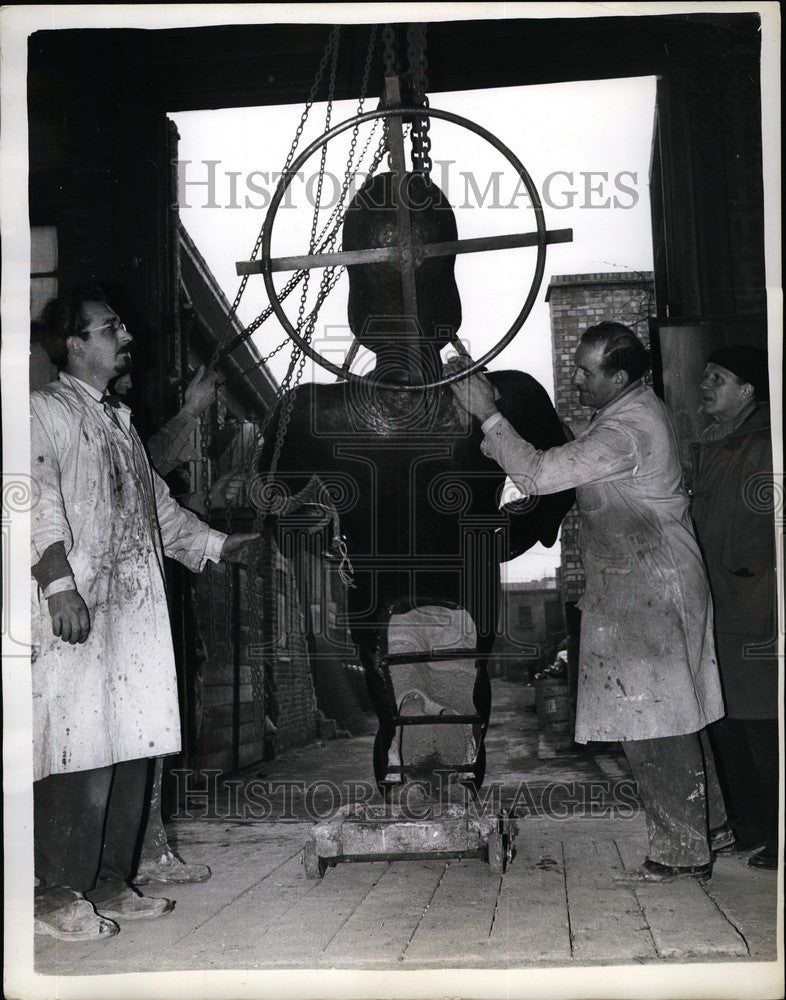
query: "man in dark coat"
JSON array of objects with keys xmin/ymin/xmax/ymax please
[{"xmin": 691, "ymin": 345, "xmax": 778, "ymax": 870}]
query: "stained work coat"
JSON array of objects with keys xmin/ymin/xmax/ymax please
[
  {"xmin": 30, "ymin": 373, "xmax": 225, "ymax": 781},
  {"xmin": 691, "ymin": 405, "xmax": 777, "ymax": 719},
  {"xmin": 481, "ymin": 382, "xmax": 725, "ymax": 742}
]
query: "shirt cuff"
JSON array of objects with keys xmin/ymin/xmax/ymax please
[
  {"xmin": 481, "ymin": 411, "xmax": 504, "ymax": 435},
  {"xmin": 204, "ymin": 529, "xmax": 228, "ymax": 565},
  {"xmin": 42, "ymin": 576, "xmax": 77, "ymax": 599}
]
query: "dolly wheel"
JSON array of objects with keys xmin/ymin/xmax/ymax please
[
  {"xmin": 303, "ymin": 840, "xmax": 327, "ymax": 880},
  {"xmin": 488, "ymin": 831, "xmax": 506, "ymax": 874}
]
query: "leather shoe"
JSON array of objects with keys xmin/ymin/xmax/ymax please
[
  {"xmin": 34, "ymin": 893, "xmax": 120, "ymax": 941},
  {"xmin": 94, "ymin": 885, "xmax": 174, "ymax": 920},
  {"xmin": 134, "ymin": 850, "xmax": 211, "ymax": 886},
  {"xmin": 747, "ymin": 848, "xmax": 777, "ymax": 871},
  {"xmin": 726, "ymin": 838, "xmax": 767, "ymax": 854},
  {"xmin": 614, "ymin": 857, "xmax": 713, "ymax": 883}
]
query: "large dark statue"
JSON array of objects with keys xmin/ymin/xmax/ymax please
[{"xmin": 257, "ymin": 173, "xmax": 574, "ymax": 795}]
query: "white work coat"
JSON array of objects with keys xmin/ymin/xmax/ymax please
[
  {"xmin": 481, "ymin": 382, "xmax": 724, "ymax": 742},
  {"xmin": 30, "ymin": 373, "xmax": 225, "ymax": 781}
]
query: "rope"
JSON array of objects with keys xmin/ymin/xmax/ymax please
[{"xmin": 264, "ymin": 479, "xmax": 356, "ymax": 589}]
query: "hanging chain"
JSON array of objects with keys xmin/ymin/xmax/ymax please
[
  {"xmin": 199, "ymin": 385, "xmax": 220, "ymax": 665},
  {"xmin": 278, "ymin": 26, "xmax": 341, "ymax": 412},
  {"xmin": 222, "ymin": 425, "xmax": 235, "ymax": 669},
  {"xmin": 222, "ymin": 120, "xmax": 388, "ymax": 386},
  {"xmin": 252, "ymin": 25, "xmax": 342, "ymax": 521},
  {"xmin": 206, "ymin": 25, "xmax": 342, "ymax": 371},
  {"xmin": 201, "ymin": 18, "xmax": 387, "ymax": 600},
  {"xmin": 407, "ymin": 23, "xmax": 431, "ymax": 176},
  {"xmin": 337, "ymin": 24, "xmax": 377, "ymax": 215},
  {"xmin": 209, "ymin": 25, "xmax": 345, "ymax": 701},
  {"xmin": 382, "ymin": 23, "xmax": 396, "ymax": 75},
  {"xmin": 206, "ymin": 25, "xmax": 381, "ymax": 677},
  {"xmin": 382, "ymin": 24, "xmax": 398, "ymax": 169},
  {"xmin": 214, "ymin": 27, "xmax": 384, "ymax": 380},
  {"xmin": 256, "ymin": 34, "xmax": 382, "ymax": 469}
]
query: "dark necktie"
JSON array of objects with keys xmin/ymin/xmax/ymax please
[
  {"xmin": 100, "ymin": 391, "xmax": 123, "ymax": 409},
  {"xmin": 100, "ymin": 391, "xmax": 123, "ymax": 426}
]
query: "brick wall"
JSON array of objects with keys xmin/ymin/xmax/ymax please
[
  {"xmin": 546, "ymin": 272, "xmax": 655, "ymax": 603},
  {"xmin": 190, "ymin": 531, "xmax": 318, "ymax": 773}
]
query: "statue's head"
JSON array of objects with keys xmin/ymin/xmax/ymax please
[{"xmin": 343, "ymin": 172, "xmax": 462, "ymax": 371}]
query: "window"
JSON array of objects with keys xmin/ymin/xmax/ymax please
[
  {"xmin": 30, "ymin": 226, "xmax": 59, "ymax": 388},
  {"xmin": 30, "ymin": 226, "xmax": 58, "ymax": 322},
  {"xmin": 517, "ymin": 605, "xmax": 533, "ymax": 628}
]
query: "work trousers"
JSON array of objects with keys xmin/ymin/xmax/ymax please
[
  {"xmin": 34, "ymin": 758, "xmax": 150, "ymax": 914},
  {"xmin": 139, "ymin": 756, "xmax": 170, "ymax": 864},
  {"xmin": 622, "ymin": 730, "xmax": 726, "ymax": 867},
  {"xmin": 708, "ymin": 717, "xmax": 779, "ymax": 852}
]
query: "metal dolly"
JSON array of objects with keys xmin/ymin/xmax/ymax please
[{"xmin": 303, "ymin": 804, "xmax": 517, "ymax": 878}]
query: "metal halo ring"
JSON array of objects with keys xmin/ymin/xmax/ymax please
[{"xmin": 261, "ymin": 105, "xmax": 547, "ymax": 391}]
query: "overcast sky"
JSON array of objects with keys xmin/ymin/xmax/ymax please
[{"xmin": 172, "ymin": 74, "xmax": 657, "ymax": 579}]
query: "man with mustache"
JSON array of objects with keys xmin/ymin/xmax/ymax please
[
  {"xmin": 30, "ymin": 287, "xmax": 257, "ymax": 940},
  {"xmin": 447, "ymin": 322, "xmax": 727, "ymax": 882}
]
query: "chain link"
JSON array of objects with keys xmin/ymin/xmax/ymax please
[
  {"xmin": 285, "ymin": 27, "xmax": 340, "ymax": 408},
  {"xmin": 382, "ymin": 24, "xmax": 398, "ymax": 168},
  {"xmin": 217, "ymin": 29, "xmax": 384, "ymax": 378},
  {"xmin": 199, "ymin": 26, "xmax": 381, "ymax": 728},
  {"xmin": 222, "ymin": 446, "xmax": 234, "ymax": 675},
  {"xmin": 199, "ymin": 390, "xmax": 219, "ymax": 671},
  {"xmin": 206, "ymin": 26, "xmax": 342, "ymax": 371},
  {"xmin": 235, "ymin": 24, "xmax": 368, "ymax": 741},
  {"xmin": 254, "ymin": 27, "xmax": 342, "ymax": 515},
  {"xmin": 241, "ymin": 26, "xmax": 382, "ymax": 734},
  {"xmin": 382, "ymin": 24, "xmax": 396, "ymax": 74},
  {"xmin": 223, "ymin": 123, "xmax": 388, "ymax": 385},
  {"xmin": 407, "ymin": 23, "xmax": 431, "ymax": 175}
]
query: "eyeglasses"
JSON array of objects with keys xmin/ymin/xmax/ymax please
[{"xmin": 84, "ymin": 320, "xmax": 130, "ymax": 337}]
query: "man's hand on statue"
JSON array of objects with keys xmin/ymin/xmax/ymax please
[
  {"xmin": 220, "ymin": 532, "xmax": 261, "ymax": 564},
  {"xmin": 183, "ymin": 365, "xmax": 220, "ymax": 417},
  {"xmin": 48, "ymin": 590, "xmax": 91, "ymax": 644},
  {"xmin": 443, "ymin": 356, "xmax": 500, "ymax": 423}
]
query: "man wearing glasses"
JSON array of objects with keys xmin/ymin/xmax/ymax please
[{"xmin": 30, "ymin": 287, "xmax": 257, "ymax": 941}]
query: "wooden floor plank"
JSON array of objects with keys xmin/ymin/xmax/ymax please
[
  {"xmin": 615, "ymin": 839, "xmax": 749, "ymax": 959},
  {"xmin": 401, "ymin": 859, "xmax": 501, "ymax": 965},
  {"xmin": 562, "ymin": 838, "xmax": 657, "ymax": 961},
  {"xmin": 152, "ymin": 853, "xmax": 315, "ymax": 970},
  {"xmin": 35, "ymin": 835, "xmax": 301, "ymax": 975},
  {"xmin": 702, "ymin": 855, "xmax": 779, "ymax": 961},
  {"xmin": 485, "ymin": 831, "xmax": 571, "ymax": 963},
  {"xmin": 32, "ymin": 683, "xmax": 776, "ymax": 976},
  {"xmin": 321, "ymin": 860, "xmax": 446, "ymax": 965},
  {"xmin": 251, "ymin": 861, "xmax": 388, "ymax": 966}
]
